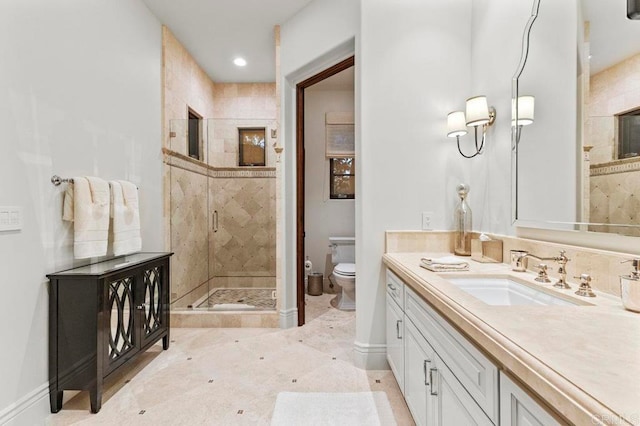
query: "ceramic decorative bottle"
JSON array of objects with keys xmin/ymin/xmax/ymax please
[{"xmin": 454, "ymin": 183, "xmax": 472, "ymax": 256}]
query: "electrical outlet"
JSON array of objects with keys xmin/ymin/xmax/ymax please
[{"xmin": 421, "ymin": 211, "xmax": 433, "ymax": 230}]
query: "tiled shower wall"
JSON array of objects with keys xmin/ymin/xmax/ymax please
[
  {"xmin": 162, "ymin": 27, "xmax": 277, "ymax": 308},
  {"xmin": 586, "ymin": 52, "xmax": 640, "ymax": 236},
  {"xmin": 169, "ymin": 162, "xmax": 209, "ymax": 306},
  {"xmin": 211, "ymin": 83, "xmax": 278, "ymax": 167},
  {"xmin": 587, "ymin": 52, "xmax": 640, "ymax": 164},
  {"xmin": 210, "ymin": 175, "xmax": 276, "ymax": 285}
]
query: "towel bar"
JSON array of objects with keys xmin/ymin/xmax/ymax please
[
  {"xmin": 51, "ymin": 175, "xmax": 73, "ymax": 186},
  {"xmin": 51, "ymin": 175, "xmax": 138, "ymax": 189}
]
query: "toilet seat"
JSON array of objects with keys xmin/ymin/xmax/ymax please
[{"xmin": 334, "ymin": 263, "xmax": 355, "ymax": 276}]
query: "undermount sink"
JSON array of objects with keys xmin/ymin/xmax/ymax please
[{"xmin": 444, "ymin": 277, "xmax": 581, "ymax": 306}]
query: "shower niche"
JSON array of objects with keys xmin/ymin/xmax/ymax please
[{"xmin": 166, "ymin": 118, "xmax": 277, "ymax": 312}]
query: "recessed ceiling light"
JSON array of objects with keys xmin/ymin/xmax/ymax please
[{"xmin": 233, "ymin": 57, "xmax": 247, "ymax": 67}]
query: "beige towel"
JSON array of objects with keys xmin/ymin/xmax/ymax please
[
  {"xmin": 420, "ymin": 256, "xmax": 469, "ymax": 272},
  {"xmin": 110, "ymin": 180, "xmax": 141, "ymax": 256},
  {"xmin": 62, "ymin": 184, "xmax": 74, "ymax": 222},
  {"xmin": 72, "ymin": 177, "xmax": 110, "ymax": 259}
]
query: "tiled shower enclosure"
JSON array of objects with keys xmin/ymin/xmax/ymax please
[{"xmin": 167, "ymin": 118, "xmax": 276, "ymax": 311}]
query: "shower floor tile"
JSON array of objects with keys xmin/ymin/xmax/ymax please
[{"xmin": 198, "ymin": 288, "xmax": 276, "ymax": 310}]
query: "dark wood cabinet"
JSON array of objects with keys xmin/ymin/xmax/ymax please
[{"xmin": 47, "ymin": 252, "xmax": 173, "ymax": 414}]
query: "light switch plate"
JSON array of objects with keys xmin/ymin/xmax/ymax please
[{"xmin": 0, "ymin": 206, "xmax": 22, "ymax": 231}]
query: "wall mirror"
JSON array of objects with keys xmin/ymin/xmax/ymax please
[{"xmin": 513, "ymin": 0, "xmax": 640, "ymax": 237}]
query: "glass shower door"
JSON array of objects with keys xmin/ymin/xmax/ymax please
[
  {"xmin": 168, "ymin": 118, "xmax": 210, "ymax": 310},
  {"xmin": 206, "ymin": 118, "xmax": 277, "ymax": 310}
]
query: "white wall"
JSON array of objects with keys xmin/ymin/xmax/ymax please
[
  {"xmin": 467, "ymin": 0, "xmax": 533, "ymax": 236},
  {"xmin": 281, "ymin": 0, "xmax": 472, "ymax": 366},
  {"xmin": 516, "ymin": 1, "xmax": 577, "ymax": 225},
  {"xmin": 280, "ymin": 0, "xmax": 359, "ymax": 328},
  {"xmin": 304, "ymin": 89, "xmax": 355, "ymax": 287},
  {"xmin": 468, "ymin": 0, "xmax": 577, "ymax": 235},
  {"xmin": 358, "ymin": 0, "xmax": 472, "ymax": 368},
  {"xmin": 0, "ymin": 0, "xmax": 162, "ymax": 423}
]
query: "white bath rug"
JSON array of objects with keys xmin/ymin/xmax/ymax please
[{"xmin": 270, "ymin": 391, "xmax": 397, "ymax": 426}]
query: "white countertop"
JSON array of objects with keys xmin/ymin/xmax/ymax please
[{"xmin": 383, "ymin": 252, "xmax": 640, "ymax": 426}]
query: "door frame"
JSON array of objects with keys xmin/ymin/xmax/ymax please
[{"xmin": 296, "ymin": 56, "xmax": 355, "ymax": 326}]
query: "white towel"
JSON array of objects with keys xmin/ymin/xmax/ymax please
[
  {"xmin": 72, "ymin": 177, "xmax": 110, "ymax": 259},
  {"xmin": 420, "ymin": 256, "xmax": 469, "ymax": 272},
  {"xmin": 62, "ymin": 184, "xmax": 74, "ymax": 222},
  {"xmin": 110, "ymin": 180, "xmax": 141, "ymax": 256}
]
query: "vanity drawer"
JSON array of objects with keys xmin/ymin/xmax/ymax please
[
  {"xmin": 386, "ymin": 269, "xmax": 405, "ymax": 310},
  {"xmin": 405, "ymin": 287, "xmax": 499, "ymax": 424}
]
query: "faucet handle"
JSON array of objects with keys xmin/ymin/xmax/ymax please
[
  {"xmin": 510, "ymin": 250, "xmax": 528, "ymax": 272},
  {"xmin": 534, "ymin": 263, "xmax": 551, "ymax": 283},
  {"xmin": 557, "ymin": 250, "xmax": 570, "ymax": 262},
  {"xmin": 573, "ymin": 274, "xmax": 596, "ymax": 297}
]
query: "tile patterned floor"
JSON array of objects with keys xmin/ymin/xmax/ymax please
[
  {"xmin": 46, "ymin": 294, "xmax": 414, "ymax": 425},
  {"xmin": 197, "ymin": 288, "xmax": 277, "ymax": 310}
]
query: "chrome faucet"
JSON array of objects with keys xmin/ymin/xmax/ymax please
[
  {"xmin": 552, "ymin": 250, "xmax": 571, "ymax": 289},
  {"xmin": 510, "ymin": 249, "xmax": 571, "ymax": 288},
  {"xmin": 510, "ymin": 250, "xmax": 556, "ymax": 272}
]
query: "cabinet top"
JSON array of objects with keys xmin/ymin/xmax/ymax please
[{"xmin": 47, "ymin": 252, "xmax": 173, "ymax": 278}]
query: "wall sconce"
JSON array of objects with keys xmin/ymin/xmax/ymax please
[
  {"xmin": 447, "ymin": 96, "xmax": 496, "ymax": 159},
  {"xmin": 512, "ymin": 95, "xmax": 535, "ymax": 145}
]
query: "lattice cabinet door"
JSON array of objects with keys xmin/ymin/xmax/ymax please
[
  {"xmin": 105, "ymin": 274, "xmax": 138, "ymax": 374},
  {"xmin": 139, "ymin": 263, "xmax": 168, "ymax": 348}
]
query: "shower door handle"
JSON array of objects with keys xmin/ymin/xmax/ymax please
[{"xmin": 213, "ymin": 210, "xmax": 218, "ymax": 232}]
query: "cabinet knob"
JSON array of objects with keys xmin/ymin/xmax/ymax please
[{"xmin": 387, "ymin": 283, "xmax": 397, "ymax": 291}]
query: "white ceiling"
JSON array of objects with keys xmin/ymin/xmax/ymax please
[
  {"xmin": 141, "ymin": 1, "xmax": 638, "ymax": 82},
  {"xmin": 142, "ymin": 0, "xmax": 314, "ymax": 83},
  {"xmin": 583, "ymin": 0, "xmax": 640, "ymax": 74}
]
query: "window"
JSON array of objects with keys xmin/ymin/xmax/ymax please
[
  {"xmin": 618, "ymin": 108, "xmax": 640, "ymax": 159},
  {"xmin": 330, "ymin": 158, "xmax": 355, "ymax": 199},
  {"xmin": 188, "ymin": 109, "xmax": 202, "ymax": 160},
  {"xmin": 238, "ymin": 127, "xmax": 266, "ymax": 166}
]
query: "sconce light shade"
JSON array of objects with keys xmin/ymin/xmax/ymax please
[
  {"xmin": 465, "ymin": 96, "xmax": 490, "ymax": 126},
  {"xmin": 512, "ymin": 95, "xmax": 535, "ymax": 126},
  {"xmin": 447, "ymin": 111, "xmax": 468, "ymax": 138}
]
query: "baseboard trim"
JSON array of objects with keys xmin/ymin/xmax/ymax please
[
  {"xmin": 279, "ymin": 307, "xmax": 298, "ymax": 329},
  {"xmin": 353, "ymin": 341, "xmax": 389, "ymax": 370},
  {"xmin": 0, "ymin": 382, "xmax": 49, "ymax": 425}
]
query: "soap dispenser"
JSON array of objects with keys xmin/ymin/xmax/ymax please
[
  {"xmin": 620, "ymin": 259, "xmax": 640, "ymax": 313},
  {"xmin": 454, "ymin": 183, "xmax": 472, "ymax": 256}
]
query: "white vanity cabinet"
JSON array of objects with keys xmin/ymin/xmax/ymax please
[
  {"xmin": 403, "ymin": 286, "xmax": 496, "ymax": 425},
  {"xmin": 500, "ymin": 373, "xmax": 560, "ymax": 426},
  {"xmin": 385, "ymin": 267, "xmax": 563, "ymax": 426},
  {"xmin": 405, "ymin": 287, "xmax": 499, "ymax": 423},
  {"xmin": 431, "ymin": 350, "xmax": 494, "ymax": 426},
  {"xmin": 386, "ymin": 270, "xmax": 405, "ymax": 392},
  {"xmin": 405, "ymin": 318, "xmax": 492, "ymax": 426},
  {"xmin": 404, "ymin": 318, "xmax": 434, "ymax": 426}
]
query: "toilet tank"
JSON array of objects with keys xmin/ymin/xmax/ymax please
[{"xmin": 330, "ymin": 237, "xmax": 355, "ymax": 264}]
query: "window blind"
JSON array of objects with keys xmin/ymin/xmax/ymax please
[{"xmin": 325, "ymin": 112, "xmax": 354, "ymax": 158}]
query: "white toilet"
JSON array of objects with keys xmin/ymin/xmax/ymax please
[{"xmin": 329, "ymin": 237, "xmax": 356, "ymax": 311}]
